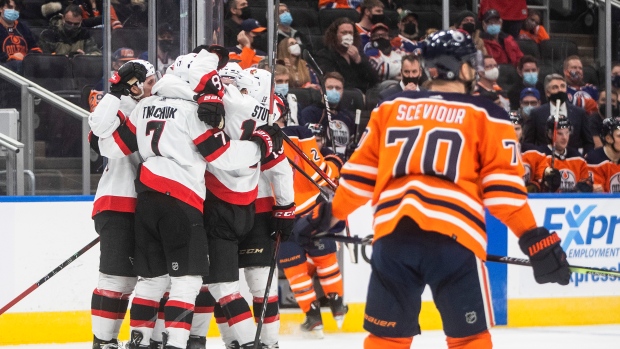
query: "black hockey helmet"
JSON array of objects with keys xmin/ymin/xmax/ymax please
[
  {"xmin": 599, "ymin": 117, "xmax": 620, "ymax": 144},
  {"xmin": 509, "ymin": 110, "xmax": 524, "ymax": 125},
  {"xmin": 546, "ymin": 115, "xmax": 572, "ymax": 133},
  {"xmin": 423, "ymin": 30, "xmax": 477, "ymax": 81},
  {"xmin": 306, "ymin": 123, "xmax": 326, "ymax": 138}
]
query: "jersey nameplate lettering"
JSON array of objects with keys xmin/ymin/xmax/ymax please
[
  {"xmin": 251, "ymin": 104, "xmax": 270, "ymax": 122},
  {"xmin": 142, "ymin": 106, "xmax": 177, "ymax": 119},
  {"xmin": 396, "ymin": 104, "xmax": 466, "ymax": 124}
]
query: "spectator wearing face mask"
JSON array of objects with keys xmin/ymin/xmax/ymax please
[
  {"xmin": 277, "ymin": 3, "xmax": 309, "ymax": 52},
  {"xmin": 518, "ymin": 87, "xmax": 541, "ymax": 121},
  {"xmin": 518, "ymin": 10, "xmax": 549, "ymax": 44},
  {"xmin": 564, "ymin": 55, "xmax": 599, "ymax": 114},
  {"xmin": 299, "ymin": 71, "xmax": 356, "ymax": 157},
  {"xmin": 224, "ymin": 0, "xmax": 250, "ymax": 48},
  {"xmin": 591, "ymin": 89, "xmax": 620, "ymax": 148},
  {"xmin": 319, "ymin": 0, "xmax": 361, "ymax": 10},
  {"xmin": 277, "ymin": 37, "xmax": 319, "ymax": 89},
  {"xmin": 390, "ymin": 10, "xmax": 423, "ymax": 54},
  {"xmin": 0, "ymin": 0, "xmax": 42, "ymax": 74},
  {"xmin": 379, "ymin": 54, "xmax": 423, "ymax": 99},
  {"xmin": 451, "ymin": 10, "xmax": 487, "ymax": 56},
  {"xmin": 478, "ymin": 0, "xmax": 528, "ymax": 38},
  {"xmin": 139, "ymin": 23, "xmax": 177, "ymax": 75},
  {"xmin": 274, "ymin": 64, "xmax": 305, "ymax": 125},
  {"xmin": 508, "ymin": 55, "xmax": 547, "ymax": 110},
  {"xmin": 364, "ymin": 23, "xmax": 403, "ymax": 82},
  {"xmin": 39, "ymin": 4, "xmax": 101, "ymax": 56},
  {"xmin": 228, "ymin": 18, "xmax": 267, "ymax": 69},
  {"xmin": 474, "ymin": 55, "xmax": 510, "ymax": 110},
  {"xmin": 479, "ymin": 9, "xmax": 523, "ymax": 67},
  {"xmin": 356, "ymin": 0, "xmax": 384, "ymax": 48},
  {"xmin": 611, "ymin": 62, "xmax": 620, "ymax": 89},
  {"xmin": 315, "ymin": 17, "xmax": 379, "ymax": 93}
]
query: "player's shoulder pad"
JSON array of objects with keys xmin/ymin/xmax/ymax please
[
  {"xmin": 283, "ymin": 125, "xmax": 314, "ymax": 139},
  {"xmin": 585, "ymin": 147, "xmax": 609, "ymax": 165},
  {"xmin": 381, "ymin": 90, "xmax": 511, "ymax": 122}
]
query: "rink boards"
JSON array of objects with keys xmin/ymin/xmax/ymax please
[{"xmin": 1, "ymin": 194, "xmax": 619, "ymax": 345}]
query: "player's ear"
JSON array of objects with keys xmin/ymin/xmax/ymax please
[{"xmin": 459, "ymin": 63, "xmax": 476, "ymax": 82}]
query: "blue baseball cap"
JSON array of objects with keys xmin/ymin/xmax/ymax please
[{"xmin": 520, "ymin": 87, "xmax": 540, "ymax": 100}]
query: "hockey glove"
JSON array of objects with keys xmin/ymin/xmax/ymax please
[
  {"xmin": 271, "ymin": 203, "xmax": 296, "ymax": 241},
  {"xmin": 542, "ymin": 167, "xmax": 561, "ymax": 192},
  {"xmin": 250, "ymin": 124, "xmax": 283, "ymax": 159},
  {"xmin": 196, "ymin": 94, "xmax": 225, "ymax": 128},
  {"xmin": 207, "ymin": 44, "xmax": 230, "ymax": 70},
  {"xmin": 518, "ymin": 227, "xmax": 571, "ymax": 285},
  {"xmin": 575, "ymin": 181, "xmax": 593, "ymax": 193},
  {"xmin": 293, "ymin": 202, "xmax": 334, "ymax": 247},
  {"xmin": 109, "ymin": 61, "xmax": 148, "ymax": 98}
]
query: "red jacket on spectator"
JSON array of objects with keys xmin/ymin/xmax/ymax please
[
  {"xmin": 479, "ymin": 0, "xmax": 527, "ymax": 21},
  {"xmin": 481, "ymin": 32, "xmax": 523, "ymax": 67}
]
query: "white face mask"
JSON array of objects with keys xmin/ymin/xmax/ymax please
[
  {"xmin": 288, "ymin": 43, "xmax": 301, "ymax": 56},
  {"xmin": 341, "ymin": 34, "xmax": 354, "ymax": 48},
  {"xmin": 484, "ymin": 67, "xmax": 499, "ymax": 81}
]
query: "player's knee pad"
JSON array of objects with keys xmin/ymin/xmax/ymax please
[
  {"xmin": 97, "ymin": 272, "xmax": 137, "ymax": 295},
  {"xmin": 135, "ymin": 274, "xmax": 170, "ymax": 301},
  {"xmin": 364, "ymin": 334, "xmax": 413, "ymax": 349},
  {"xmin": 446, "ymin": 330, "xmax": 492, "ymax": 349},
  {"xmin": 207, "ymin": 281, "xmax": 240, "ymax": 302},
  {"xmin": 244, "ymin": 267, "xmax": 277, "ymax": 298}
]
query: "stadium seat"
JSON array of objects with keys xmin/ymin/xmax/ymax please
[
  {"xmin": 537, "ymin": 63, "xmax": 556, "ymax": 83},
  {"xmin": 286, "ymin": 0, "xmax": 311, "ymax": 8},
  {"xmin": 497, "ymin": 64, "xmax": 520, "ymax": 92},
  {"xmin": 248, "ymin": 7, "xmax": 268, "ymax": 27},
  {"xmin": 87, "ymin": 27, "xmax": 103, "ymax": 49},
  {"xmin": 415, "ymin": 11, "xmax": 442, "ymax": 33},
  {"xmin": 23, "ymin": 54, "xmax": 75, "ymax": 92},
  {"xmin": 289, "ymin": 87, "xmax": 322, "ymax": 111},
  {"xmin": 583, "ymin": 64, "xmax": 599, "ymax": 86},
  {"xmin": 112, "ymin": 28, "xmax": 148, "ymax": 52},
  {"xmin": 340, "ymin": 88, "xmax": 365, "ymax": 112},
  {"xmin": 72, "ymin": 55, "xmax": 104, "ymax": 91},
  {"xmin": 307, "ymin": 34, "xmax": 326, "ymax": 53},
  {"xmin": 290, "ymin": 8, "xmax": 321, "ymax": 35},
  {"xmin": 539, "ymin": 38, "xmax": 578, "ymax": 64},
  {"xmin": 516, "ymin": 39, "xmax": 540, "ymax": 59},
  {"xmin": 318, "ymin": 9, "xmax": 359, "ymax": 33},
  {"xmin": 365, "ymin": 86, "xmax": 382, "ymax": 110}
]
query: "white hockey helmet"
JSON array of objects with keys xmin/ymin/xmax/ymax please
[
  {"xmin": 166, "ymin": 53, "xmax": 198, "ymax": 83},
  {"xmin": 219, "ymin": 61, "xmax": 242, "ymax": 81},
  {"xmin": 237, "ymin": 67, "xmax": 272, "ymax": 106}
]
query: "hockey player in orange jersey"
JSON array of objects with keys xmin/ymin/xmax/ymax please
[
  {"xmin": 586, "ymin": 117, "xmax": 620, "ymax": 192},
  {"xmin": 297, "ymin": 30, "xmax": 571, "ymax": 349},
  {"xmin": 524, "ymin": 116, "xmax": 593, "ymax": 193}
]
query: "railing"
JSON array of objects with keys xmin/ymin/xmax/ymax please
[
  {"xmin": 0, "ymin": 132, "xmax": 24, "ymax": 195},
  {"xmin": 0, "ymin": 65, "xmax": 90, "ymax": 195}
]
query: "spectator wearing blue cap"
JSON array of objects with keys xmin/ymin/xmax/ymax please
[
  {"xmin": 519, "ymin": 87, "xmax": 540, "ymax": 120},
  {"xmin": 228, "ymin": 18, "xmax": 267, "ymax": 69},
  {"xmin": 508, "ymin": 55, "xmax": 546, "ymax": 110}
]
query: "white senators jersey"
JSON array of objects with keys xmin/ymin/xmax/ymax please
[{"xmin": 88, "ymin": 94, "xmax": 141, "ymax": 217}]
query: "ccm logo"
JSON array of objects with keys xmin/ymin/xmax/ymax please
[
  {"xmin": 274, "ymin": 211, "xmax": 295, "ymax": 218},
  {"xmin": 239, "ymin": 248, "xmax": 264, "ymax": 254}
]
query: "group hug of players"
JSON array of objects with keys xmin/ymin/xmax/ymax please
[{"xmin": 88, "ymin": 46, "xmax": 347, "ymax": 349}]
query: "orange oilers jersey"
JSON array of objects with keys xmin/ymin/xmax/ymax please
[
  {"xmin": 331, "ymin": 90, "xmax": 537, "ymax": 260},
  {"xmin": 521, "ymin": 143, "xmax": 547, "ymax": 187},
  {"xmin": 531, "ymin": 146, "xmax": 589, "ymax": 192},
  {"xmin": 586, "ymin": 147, "xmax": 620, "ymax": 193},
  {"xmin": 283, "ymin": 125, "xmax": 339, "ymax": 216},
  {"xmin": 319, "ymin": 0, "xmax": 360, "ymax": 9}
]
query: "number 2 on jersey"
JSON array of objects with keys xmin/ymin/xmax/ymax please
[
  {"xmin": 386, "ymin": 126, "xmax": 464, "ymax": 182},
  {"xmin": 146, "ymin": 120, "xmax": 165, "ymax": 156}
]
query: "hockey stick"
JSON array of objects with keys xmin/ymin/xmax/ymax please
[
  {"xmin": 287, "ymin": 156, "xmax": 330, "ymax": 202},
  {"xmin": 282, "ymin": 135, "xmax": 338, "ymax": 190},
  {"xmin": 551, "ymin": 99, "xmax": 560, "ymax": 168},
  {"xmin": 312, "ymin": 234, "xmax": 620, "ymax": 277},
  {"xmin": 0, "ymin": 236, "xmax": 100, "ymax": 316},
  {"xmin": 266, "ymin": 0, "xmax": 281, "ymax": 126},
  {"xmin": 253, "ymin": 234, "xmax": 281, "ymax": 349}
]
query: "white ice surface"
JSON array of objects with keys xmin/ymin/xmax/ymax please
[{"xmin": 1, "ymin": 325, "xmax": 619, "ymax": 348}]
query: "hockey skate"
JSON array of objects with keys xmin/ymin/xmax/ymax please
[
  {"xmin": 150, "ymin": 339, "xmax": 162, "ymax": 349},
  {"xmin": 93, "ymin": 336, "xmax": 120, "ymax": 349},
  {"xmin": 186, "ymin": 335, "xmax": 206, "ymax": 349},
  {"xmin": 327, "ymin": 293, "xmax": 349, "ymax": 330},
  {"xmin": 225, "ymin": 341, "xmax": 263, "ymax": 348},
  {"xmin": 300, "ymin": 300, "xmax": 324, "ymax": 339},
  {"xmin": 126, "ymin": 330, "xmax": 149, "ymax": 349},
  {"xmin": 261, "ymin": 342, "xmax": 279, "ymax": 349}
]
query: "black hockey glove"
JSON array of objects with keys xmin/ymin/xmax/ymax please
[
  {"xmin": 196, "ymin": 94, "xmax": 225, "ymax": 128},
  {"xmin": 542, "ymin": 167, "xmax": 561, "ymax": 192},
  {"xmin": 250, "ymin": 124, "xmax": 283, "ymax": 159},
  {"xmin": 271, "ymin": 203, "xmax": 296, "ymax": 241},
  {"xmin": 293, "ymin": 202, "xmax": 334, "ymax": 247},
  {"xmin": 109, "ymin": 61, "xmax": 148, "ymax": 98},
  {"xmin": 575, "ymin": 181, "xmax": 593, "ymax": 193},
  {"xmin": 518, "ymin": 227, "xmax": 571, "ymax": 285}
]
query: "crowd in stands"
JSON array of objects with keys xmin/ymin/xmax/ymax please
[{"xmin": 1, "ymin": 0, "xmax": 620, "ymax": 193}]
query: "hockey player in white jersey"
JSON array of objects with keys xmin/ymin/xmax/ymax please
[
  {"xmin": 87, "ymin": 59, "xmax": 156, "ymax": 349},
  {"xmin": 95, "ymin": 50, "xmax": 283, "ymax": 349}
]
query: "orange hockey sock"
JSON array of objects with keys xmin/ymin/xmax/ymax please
[
  {"xmin": 283, "ymin": 262, "xmax": 316, "ymax": 313},
  {"xmin": 364, "ymin": 334, "xmax": 412, "ymax": 349},
  {"xmin": 446, "ymin": 330, "xmax": 492, "ymax": 349},
  {"xmin": 311, "ymin": 253, "xmax": 343, "ymax": 296}
]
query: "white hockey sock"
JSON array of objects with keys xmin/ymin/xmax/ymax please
[
  {"xmin": 164, "ymin": 275, "xmax": 202, "ymax": 349},
  {"xmin": 130, "ymin": 275, "xmax": 169, "ymax": 346},
  {"xmin": 190, "ymin": 285, "xmax": 215, "ymax": 336}
]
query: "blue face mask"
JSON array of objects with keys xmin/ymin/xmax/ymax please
[
  {"xmin": 523, "ymin": 72, "xmax": 538, "ymax": 86},
  {"xmin": 522, "ymin": 105, "xmax": 534, "ymax": 116},
  {"xmin": 326, "ymin": 89, "xmax": 341, "ymax": 104},
  {"xmin": 3, "ymin": 9, "xmax": 19, "ymax": 21},
  {"xmin": 486, "ymin": 24, "xmax": 501, "ymax": 36},
  {"xmin": 279, "ymin": 12, "xmax": 293, "ymax": 26},
  {"xmin": 275, "ymin": 83, "xmax": 289, "ymax": 96}
]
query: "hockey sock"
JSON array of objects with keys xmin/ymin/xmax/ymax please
[
  {"xmin": 446, "ymin": 330, "xmax": 492, "ymax": 349},
  {"xmin": 214, "ymin": 302, "xmax": 235, "ymax": 345},
  {"xmin": 130, "ymin": 275, "xmax": 170, "ymax": 346},
  {"xmin": 253, "ymin": 295, "xmax": 279, "ymax": 346},
  {"xmin": 190, "ymin": 285, "xmax": 215, "ymax": 336},
  {"xmin": 313, "ymin": 253, "xmax": 343, "ymax": 296},
  {"xmin": 92, "ymin": 274, "xmax": 136, "ymax": 342},
  {"xmin": 219, "ymin": 292, "xmax": 255, "ymax": 345},
  {"xmin": 151, "ymin": 292, "xmax": 168, "ymax": 343},
  {"xmin": 283, "ymin": 262, "xmax": 316, "ymax": 313},
  {"xmin": 164, "ymin": 275, "xmax": 202, "ymax": 349},
  {"xmin": 364, "ymin": 334, "xmax": 413, "ymax": 349}
]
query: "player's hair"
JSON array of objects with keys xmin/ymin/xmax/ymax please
[
  {"xmin": 563, "ymin": 55, "xmax": 582, "ymax": 71},
  {"xmin": 324, "ymin": 71, "xmax": 344, "ymax": 86},
  {"xmin": 324, "ymin": 17, "xmax": 361, "ymax": 51},
  {"xmin": 518, "ymin": 55, "xmax": 538, "ymax": 71},
  {"xmin": 402, "ymin": 54, "xmax": 420, "ymax": 66},
  {"xmin": 63, "ymin": 4, "xmax": 82, "ymax": 18},
  {"xmin": 544, "ymin": 73, "xmax": 565, "ymax": 92}
]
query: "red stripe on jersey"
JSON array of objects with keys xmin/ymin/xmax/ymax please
[
  {"xmin": 112, "ymin": 129, "xmax": 132, "ymax": 155},
  {"xmin": 130, "ymin": 319, "xmax": 156, "ymax": 327},
  {"xmin": 93, "ymin": 288, "xmax": 124, "ymax": 299},
  {"xmin": 166, "ymin": 300, "xmax": 194, "ymax": 311},
  {"xmin": 92, "ymin": 309, "xmax": 119, "ymax": 320},
  {"xmin": 132, "ymin": 297, "xmax": 160, "ymax": 308},
  {"xmin": 252, "ymin": 295, "xmax": 278, "ymax": 303},
  {"xmin": 255, "ymin": 196, "xmax": 275, "ymax": 213},
  {"xmin": 228, "ymin": 311, "xmax": 253, "ymax": 326},
  {"xmin": 92, "ymin": 195, "xmax": 137, "ymax": 217},
  {"xmin": 204, "ymin": 171, "xmax": 257, "ymax": 205},
  {"xmin": 88, "ymin": 130, "xmax": 93, "ymax": 143},
  {"xmin": 140, "ymin": 166, "xmax": 204, "ymax": 213},
  {"xmin": 117, "ymin": 110, "xmax": 127, "ymax": 124},
  {"xmin": 259, "ymin": 314, "xmax": 280, "ymax": 324},
  {"xmin": 215, "ymin": 316, "xmax": 227, "ymax": 324},
  {"xmin": 261, "ymin": 152, "xmax": 285, "ymax": 171},
  {"xmin": 219, "ymin": 292, "xmax": 243, "ymax": 306},
  {"xmin": 194, "ymin": 70, "xmax": 223, "ymax": 97},
  {"xmin": 165, "ymin": 320, "xmax": 192, "ymax": 330},
  {"xmin": 195, "ymin": 306, "xmax": 214, "ymax": 314}
]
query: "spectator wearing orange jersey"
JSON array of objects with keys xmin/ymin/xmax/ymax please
[{"xmin": 228, "ymin": 18, "xmax": 266, "ymax": 69}]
